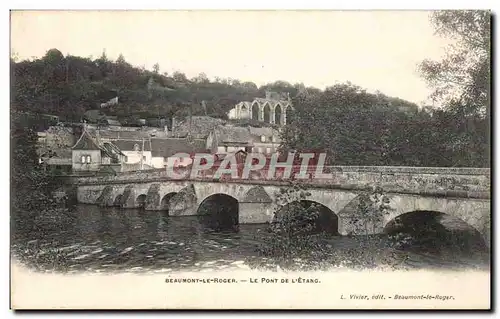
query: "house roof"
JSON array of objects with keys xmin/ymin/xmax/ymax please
[
  {"xmin": 110, "ymin": 139, "xmax": 152, "ymax": 152},
  {"xmin": 39, "ymin": 147, "xmax": 72, "ymax": 159},
  {"xmin": 150, "ymin": 138, "xmax": 207, "ymax": 158},
  {"xmin": 215, "ymin": 126, "xmax": 252, "ymax": 144},
  {"xmin": 96, "ymin": 130, "xmax": 154, "ymax": 139},
  {"xmin": 72, "ymin": 128, "xmax": 118, "ymax": 158},
  {"xmin": 101, "ymin": 142, "xmax": 125, "ymax": 156},
  {"xmin": 46, "ymin": 126, "xmax": 74, "ymax": 135},
  {"xmin": 72, "ymin": 129, "xmax": 101, "ymax": 150},
  {"xmin": 173, "ymin": 116, "xmax": 226, "ymax": 138}
]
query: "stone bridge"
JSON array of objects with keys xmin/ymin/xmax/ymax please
[{"xmin": 68, "ymin": 166, "xmax": 491, "ymax": 246}]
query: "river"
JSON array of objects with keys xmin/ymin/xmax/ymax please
[{"xmin": 11, "ymin": 204, "xmax": 490, "ymax": 274}]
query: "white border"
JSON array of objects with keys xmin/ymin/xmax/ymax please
[{"xmin": 2, "ymin": 0, "xmax": 498, "ymax": 317}]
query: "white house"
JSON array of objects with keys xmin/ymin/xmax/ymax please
[{"xmin": 108, "ymin": 139, "xmax": 153, "ymax": 167}]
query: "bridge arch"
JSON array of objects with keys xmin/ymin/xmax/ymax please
[
  {"xmin": 136, "ymin": 194, "xmax": 147, "ymax": 208},
  {"xmin": 194, "ymin": 183, "xmax": 248, "ymax": 205},
  {"xmin": 161, "ymin": 192, "xmax": 178, "ymax": 215},
  {"xmin": 306, "ymin": 190, "xmax": 357, "ymax": 216},
  {"xmin": 384, "ymin": 210, "xmax": 488, "ymax": 252},
  {"xmin": 385, "ymin": 195, "xmax": 490, "ymax": 245},
  {"xmin": 274, "ymin": 200, "xmax": 339, "ymax": 235},
  {"xmin": 197, "ymin": 193, "xmax": 239, "ymax": 232}
]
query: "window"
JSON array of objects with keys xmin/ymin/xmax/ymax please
[
  {"xmin": 266, "ymin": 148, "xmax": 271, "ymax": 153},
  {"xmin": 86, "ymin": 155, "xmax": 91, "ymax": 163},
  {"xmin": 81, "ymin": 155, "xmax": 86, "ymax": 164},
  {"xmin": 261, "ymin": 135, "xmax": 266, "ymax": 142},
  {"xmin": 143, "ymin": 156, "xmax": 146, "ymax": 161},
  {"xmin": 272, "ymin": 135, "xmax": 276, "ymax": 143}
]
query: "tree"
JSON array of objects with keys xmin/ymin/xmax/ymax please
[
  {"xmin": 44, "ymin": 48, "xmax": 64, "ymax": 65},
  {"xmin": 172, "ymin": 71, "xmax": 188, "ymax": 83},
  {"xmin": 152, "ymin": 63, "xmax": 160, "ymax": 74},
  {"xmin": 282, "ymin": 82, "xmax": 406, "ymax": 166},
  {"xmin": 10, "ymin": 111, "xmax": 62, "ymax": 235},
  {"xmin": 418, "ymin": 10, "xmax": 490, "ymax": 117},
  {"xmin": 193, "ymin": 72, "xmax": 209, "ymax": 84},
  {"xmin": 116, "ymin": 53, "xmax": 126, "ymax": 65},
  {"xmin": 418, "ymin": 10, "xmax": 491, "ymax": 167},
  {"xmin": 257, "ymin": 183, "xmax": 329, "ymax": 270}
]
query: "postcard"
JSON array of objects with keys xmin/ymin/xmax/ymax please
[{"xmin": 10, "ymin": 9, "xmax": 491, "ymax": 310}]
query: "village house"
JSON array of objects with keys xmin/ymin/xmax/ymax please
[
  {"xmin": 206, "ymin": 125, "xmax": 282, "ymax": 155},
  {"xmin": 69, "ymin": 124, "xmax": 209, "ymax": 173},
  {"xmin": 37, "ymin": 125, "xmax": 78, "ymax": 175},
  {"xmin": 248, "ymin": 126, "xmax": 282, "ymax": 154},
  {"xmin": 71, "ymin": 128, "xmax": 124, "ymax": 174},
  {"xmin": 106, "ymin": 138, "xmax": 153, "ymax": 168},
  {"xmin": 206, "ymin": 126, "xmax": 252, "ymax": 154},
  {"xmin": 170, "ymin": 116, "xmax": 226, "ymax": 139},
  {"xmin": 58, "ymin": 114, "xmax": 279, "ymax": 175},
  {"xmin": 151, "ymin": 138, "xmax": 207, "ymax": 168}
]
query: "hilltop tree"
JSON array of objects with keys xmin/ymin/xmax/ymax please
[
  {"xmin": 152, "ymin": 63, "xmax": 160, "ymax": 74},
  {"xmin": 116, "ymin": 53, "xmax": 126, "ymax": 65}
]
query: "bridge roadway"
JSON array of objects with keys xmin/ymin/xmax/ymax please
[{"xmin": 67, "ymin": 165, "xmax": 491, "ymax": 246}]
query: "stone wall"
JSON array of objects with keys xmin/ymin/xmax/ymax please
[
  {"xmin": 68, "ymin": 166, "xmax": 490, "ymax": 199},
  {"xmin": 72, "ymin": 169, "xmax": 491, "ymax": 246}
]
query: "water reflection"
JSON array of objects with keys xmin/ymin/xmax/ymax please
[{"xmin": 10, "ymin": 205, "xmax": 490, "ymax": 273}]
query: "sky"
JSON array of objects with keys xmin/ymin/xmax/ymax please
[{"xmin": 10, "ymin": 10, "xmax": 452, "ymax": 106}]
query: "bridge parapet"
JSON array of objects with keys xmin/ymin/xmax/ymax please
[{"xmin": 66, "ymin": 166, "xmax": 490, "ymax": 199}]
